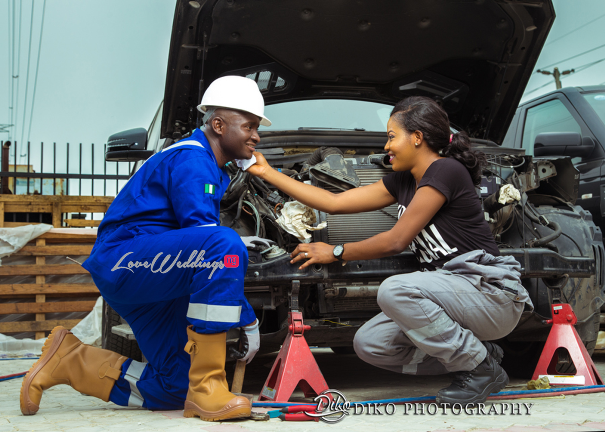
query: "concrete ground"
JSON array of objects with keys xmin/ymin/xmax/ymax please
[{"xmin": 1, "ymin": 348, "xmax": 605, "ymax": 432}]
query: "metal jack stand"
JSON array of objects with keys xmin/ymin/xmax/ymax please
[
  {"xmin": 258, "ymin": 280, "xmax": 330, "ymax": 401},
  {"xmin": 532, "ymin": 275, "xmax": 604, "ymax": 386}
]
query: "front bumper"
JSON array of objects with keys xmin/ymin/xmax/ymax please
[{"xmin": 244, "ymin": 248, "xmax": 595, "ymax": 285}]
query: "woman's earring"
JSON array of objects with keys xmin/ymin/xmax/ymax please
[{"xmin": 415, "ymin": 142, "xmax": 420, "ymax": 146}]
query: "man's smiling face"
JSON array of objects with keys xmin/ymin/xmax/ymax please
[{"xmin": 214, "ymin": 109, "xmax": 261, "ymax": 161}]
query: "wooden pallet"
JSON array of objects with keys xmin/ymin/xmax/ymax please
[
  {"xmin": 0, "ymin": 195, "xmax": 113, "ymax": 228},
  {"xmin": 0, "ymin": 228, "xmax": 100, "ymax": 339}
]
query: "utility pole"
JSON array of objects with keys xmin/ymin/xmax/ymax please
[{"xmin": 536, "ymin": 67, "xmax": 575, "ymax": 89}]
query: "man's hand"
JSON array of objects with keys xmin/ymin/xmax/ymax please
[
  {"xmin": 246, "ymin": 151, "xmax": 272, "ymax": 179},
  {"xmin": 290, "ymin": 242, "xmax": 338, "ymax": 270},
  {"xmin": 228, "ymin": 319, "xmax": 260, "ymax": 364}
]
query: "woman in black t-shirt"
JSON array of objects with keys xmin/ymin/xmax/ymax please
[{"xmin": 248, "ymin": 96, "xmax": 531, "ymax": 406}]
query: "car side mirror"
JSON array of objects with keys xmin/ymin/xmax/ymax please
[
  {"xmin": 533, "ymin": 132, "xmax": 594, "ymax": 158},
  {"xmin": 105, "ymin": 128, "xmax": 154, "ymax": 162}
]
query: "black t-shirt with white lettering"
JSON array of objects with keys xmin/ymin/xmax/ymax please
[{"xmin": 382, "ymin": 158, "xmax": 499, "ymax": 270}]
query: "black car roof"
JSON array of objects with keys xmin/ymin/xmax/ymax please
[
  {"xmin": 519, "ymin": 85, "xmax": 605, "ymax": 107},
  {"xmin": 161, "ymin": 0, "xmax": 554, "ymax": 144}
]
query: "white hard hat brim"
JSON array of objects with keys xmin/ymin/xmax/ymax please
[{"xmin": 197, "ymin": 103, "xmax": 272, "ymax": 127}]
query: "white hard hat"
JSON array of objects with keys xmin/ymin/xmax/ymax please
[{"xmin": 197, "ymin": 76, "xmax": 272, "ymax": 127}]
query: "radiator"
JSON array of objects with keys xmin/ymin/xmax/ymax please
[{"xmin": 318, "ymin": 165, "xmax": 399, "ymax": 244}]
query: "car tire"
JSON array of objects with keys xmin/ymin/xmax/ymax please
[{"xmin": 102, "ymin": 300, "xmax": 143, "ymax": 362}]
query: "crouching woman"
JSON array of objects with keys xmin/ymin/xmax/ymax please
[{"xmin": 247, "ymin": 96, "xmax": 532, "ymax": 405}]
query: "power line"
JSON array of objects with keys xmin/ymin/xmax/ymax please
[
  {"xmin": 538, "ymin": 43, "xmax": 605, "ymax": 71},
  {"xmin": 26, "ymin": 0, "xmax": 46, "ymax": 148},
  {"xmin": 7, "ymin": 0, "xmax": 13, "ymax": 141},
  {"xmin": 545, "ymin": 12, "xmax": 605, "ymax": 46},
  {"xmin": 19, "ymin": 0, "xmax": 35, "ymax": 158},
  {"xmin": 526, "ymin": 58, "xmax": 605, "ymax": 96},
  {"xmin": 525, "ymin": 80, "xmax": 554, "ymax": 96},
  {"xmin": 13, "ymin": 0, "xmax": 23, "ymax": 151},
  {"xmin": 573, "ymin": 58, "xmax": 605, "ymax": 73}
]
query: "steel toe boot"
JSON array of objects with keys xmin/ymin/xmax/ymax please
[
  {"xmin": 20, "ymin": 326, "xmax": 127, "ymax": 415},
  {"xmin": 435, "ymin": 352, "xmax": 509, "ymax": 406},
  {"xmin": 183, "ymin": 326, "xmax": 251, "ymax": 421}
]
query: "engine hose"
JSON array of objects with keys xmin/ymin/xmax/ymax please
[
  {"xmin": 251, "ymin": 384, "xmax": 605, "ymax": 408},
  {"xmin": 522, "ymin": 204, "xmax": 562, "ymax": 247},
  {"xmin": 305, "ymin": 146, "xmax": 343, "ymax": 166},
  {"xmin": 251, "ymin": 176, "xmax": 270, "ymax": 193},
  {"xmin": 242, "ymin": 200, "xmax": 261, "ymax": 236},
  {"xmin": 229, "ymin": 193, "xmax": 247, "ymax": 228},
  {"xmin": 529, "ymin": 221, "xmax": 562, "ymax": 247}
]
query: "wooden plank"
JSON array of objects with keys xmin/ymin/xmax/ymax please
[
  {"xmin": 15, "ymin": 245, "xmax": 94, "ymax": 256},
  {"xmin": 35, "ymin": 239, "xmax": 46, "ymax": 339},
  {"xmin": 52, "ymin": 202, "xmax": 61, "ymax": 228},
  {"xmin": 0, "ymin": 196, "xmax": 114, "ymax": 204},
  {"xmin": 0, "ymin": 264, "xmax": 89, "ymax": 276},
  {"xmin": 64, "ymin": 219, "xmax": 101, "ymax": 227},
  {"xmin": 40, "ymin": 228, "xmax": 98, "ymax": 241},
  {"xmin": 0, "ymin": 283, "xmax": 99, "ymax": 295},
  {"xmin": 0, "ymin": 319, "xmax": 82, "ymax": 333},
  {"xmin": 0, "ymin": 300, "xmax": 97, "ymax": 314},
  {"xmin": 4, "ymin": 204, "xmax": 52, "ymax": 213},
  {"xmin": 0, "ymin": 201, "xmax": 4, "ymax": 228},
  {"xmin": 61, "ymin": 205, "xmax": 109, "ymax": 213}
]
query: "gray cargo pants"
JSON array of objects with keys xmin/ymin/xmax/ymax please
[{"xmin": 354, "ymin": 250, "xmax": 532, "ymax": 374}]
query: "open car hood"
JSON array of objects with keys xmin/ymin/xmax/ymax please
[{"xmin": 161, "ymin": 0, "xmax": 554, "ymax": 144}]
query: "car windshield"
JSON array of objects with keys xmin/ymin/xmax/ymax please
[
  {"xmin": 583, "ymin": 92, "xmax": 605, "ymax": 127},
  {"xmin": 260, "ymin": 99, "xmax": 393, "ymax": 132}
]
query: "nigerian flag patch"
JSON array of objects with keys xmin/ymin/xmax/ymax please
[{"xmin": 204, "ymin": 184, "xmax": 216, "ymax": 195}]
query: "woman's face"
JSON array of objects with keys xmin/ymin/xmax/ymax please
[{"xmin": 384, "ymin": 116, "xmax": 417, "ymax": 172}]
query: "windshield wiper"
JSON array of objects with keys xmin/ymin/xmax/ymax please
[{"xmin": 298, "ymin": 127, "xmax": 366, "ymax": 132}]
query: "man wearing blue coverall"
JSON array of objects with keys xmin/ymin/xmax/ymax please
[{"xmin": 20, "ymin": 76, "xmax": 270, "ymax": 422}]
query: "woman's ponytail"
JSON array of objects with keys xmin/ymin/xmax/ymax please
[
  {"xmin": 443, "ymin": 131, "xmax": 486, "ymax": 186},
  {"xmin": 390, "ymin": 97, "xmax": 486, "ymax": 186}
]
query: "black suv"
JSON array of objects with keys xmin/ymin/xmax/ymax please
[{"xmin": 103, "ymin": 0, "xmax": 604, "ymax": 376}]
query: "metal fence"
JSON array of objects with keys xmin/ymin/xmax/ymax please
[{"xmin": 0, "ymin": 141, "xmax": 133, "ymax": 196}]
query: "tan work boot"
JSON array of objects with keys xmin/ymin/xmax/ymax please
[
  {"xmin": 183, "ymin": 326, "xmax": 251, "ymax": 421},
  {"xmin": 20, "ymin": 326, "xmax": 127, "ymax": 415}
]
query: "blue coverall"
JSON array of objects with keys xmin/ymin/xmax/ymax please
[{"xmin": 82, "ymin": 128, "xmax": 257, "ymax": 410}]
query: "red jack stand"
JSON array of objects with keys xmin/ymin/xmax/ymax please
[
  {"xmin": 532, "ymin": 302, "xmax": 603, "ymax": 385},
  {"xmin": 258, "ymin": 310, "xmax": 330, "ymax": 401}
]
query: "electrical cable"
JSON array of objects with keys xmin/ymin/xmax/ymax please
[
  {"xmin": 7, "ymin": 0, "xmax": 13, "ymax": 140},
  {"xmin": 545, "ymin": 13, "xmax": 605, "ymax": 47},
  {"xmin": 0, "ymin": 357, "xmax": 39, "ymax": 360},
  {"xmin": 26, "ymin": 0, "xmax": 47, "ymax": 147},
  {"xmin": 0, "ymin": 371, "xmax": 27, "ymax": 382},
  {"xmin": 539, "ymin": 43, "xmax": 605, "ymax": 71},
  {"xmin": 486, "ymin": 159, "xmax": 525, "ymax": 169},
  {"xmin": 252, "ymin": 385, "xmax": 605, "ymax": 408},
  {"xmin": 243, "ymin": 200, "xmax": 261, "ymax": 236},
  {"xmin": 527, "ymin": 57, "xmax": 605, "ymax": 96},
  {"xmin": 19, "ymin": 0, "xmax": 36, "ymax": 158},
  {"xmin": 12, "ymin": 0, "xmax": 23, "ymax": 148}
]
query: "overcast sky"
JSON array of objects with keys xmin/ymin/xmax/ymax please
[{"xmin": 1, "ymin": 0, "xmax": 604, "ymax": 167}]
